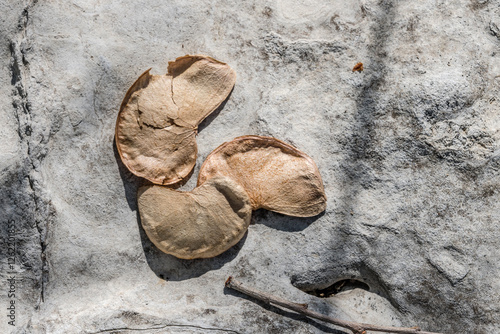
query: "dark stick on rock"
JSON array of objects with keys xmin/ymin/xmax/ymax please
[{"xmin": 225, "ymin": 276, "xmax": 444, "ymax": 334}]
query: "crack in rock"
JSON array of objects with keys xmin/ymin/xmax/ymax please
[
  {"xmin": 91, "ymin": 324, "xmax": 242, "ymax": 334},
  {"xmin": 263, "ymin": 32, "xmax": 347, "ymax": 64},
  {"xmin": 9, "ymin": 0, "xmax": 50, "ymax": 307}
]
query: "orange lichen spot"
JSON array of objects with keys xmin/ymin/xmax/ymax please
[{"xmin": 352, "ymin": 62, "xmax": 364, "ymax": 72}]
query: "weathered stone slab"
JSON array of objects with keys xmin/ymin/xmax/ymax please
[{"xmin": 1, "ymin": 1, "xmax": 500, "ymax": 333}]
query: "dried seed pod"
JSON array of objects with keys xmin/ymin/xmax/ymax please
[
  {"xmin": 138, "ymin": 177, "xmax": 252, "ymax": 259},
  {"xmin": 198, "ymin": 136, "xmax": 327, "ymax": 217},
  {"xmin": 116, "ymin": 55, "xmax": 236, "ymax": 185}
]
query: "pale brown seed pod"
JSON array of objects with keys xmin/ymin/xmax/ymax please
[
  {"xmin": 198, "ymin": 135, "xmax": 327, "ymax": 217},
  {"xmin": 138, "ymin": 176, "xmax": 252, "ymax": 259},
  {"xmin": 115, "ymin": 55, "xmax": 236, "ymax": 185}
]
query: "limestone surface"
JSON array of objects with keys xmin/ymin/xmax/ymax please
[{"xmin": 1, "ymin": 0, "xmax": 500, "ymax": 333}]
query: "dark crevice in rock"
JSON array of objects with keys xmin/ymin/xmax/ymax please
[
  {"xmin": 301, "ymin": 279, "xmax": 370, "ymax": 298},
  {"xmin": 9, "ymin": 0, "xmax": 49, "ymax": 307},
  {"xmin": 290, "ymin": 261, "xmax": 398, "ymax": 309}
]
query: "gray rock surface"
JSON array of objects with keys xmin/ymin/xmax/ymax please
[{"xmin": 1, "ymin": 0, "xmax": 500, "ymax": 333}]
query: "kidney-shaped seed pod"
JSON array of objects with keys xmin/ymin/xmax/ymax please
[
  {"xmin": 116, "ymin": 55, "xmax": 236, "ymax": 185},
  {"xmin": 197, "ymin": 136, "xmax": 327, "ymax": 217},
  {"xmin": 138, "ymin": 176, "xmax": 252, "ymax": 259}
]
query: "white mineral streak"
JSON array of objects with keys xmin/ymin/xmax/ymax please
[{"xmin": 1, "ymin": 0, "xmax": 499, "ymax": 333}]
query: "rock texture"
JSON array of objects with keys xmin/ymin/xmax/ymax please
[{"xmin": 1, "ymin": 0, "xmax": 499, "ymax": 333}]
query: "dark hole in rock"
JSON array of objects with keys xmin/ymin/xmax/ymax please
[{"xmin": 304, "ymin": 279, "xmax": 370, "ymax": 298}]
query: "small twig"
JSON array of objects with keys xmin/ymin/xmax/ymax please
[{"xmin": 225, "ymin": 276, "xmax": 443, "ymax": 334}]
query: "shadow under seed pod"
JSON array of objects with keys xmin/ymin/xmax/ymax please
[
  {"xmin": 137, "ymin": 212, "xmax": 248, "ymax": 281},
  {"xmin": 113, "ymin": 137, "xmax": 143, "ymax": 211},
  {"xmin": 252, "ymin": 209, "xmax": 325, "ymax": 232}
]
